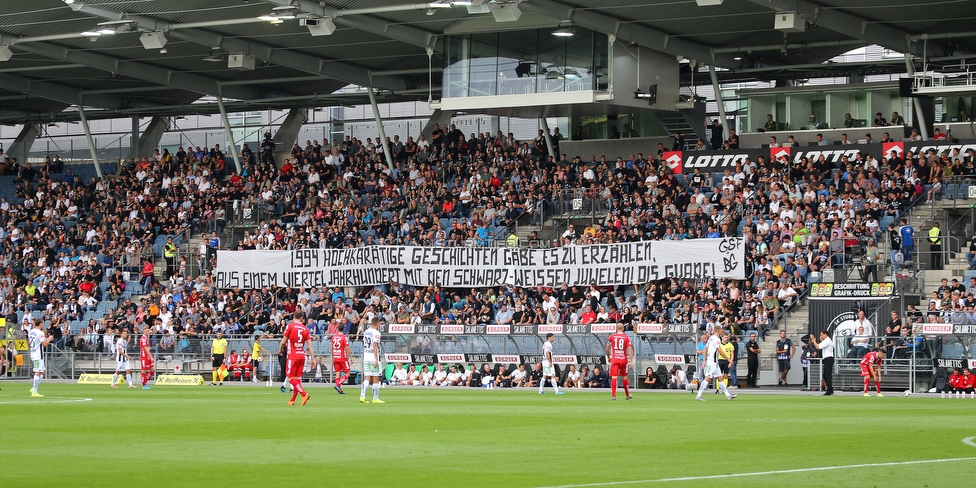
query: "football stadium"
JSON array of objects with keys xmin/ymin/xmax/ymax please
[{"xmin": 2, "ymin": 1, "xmax": 976, "ymax": 486}]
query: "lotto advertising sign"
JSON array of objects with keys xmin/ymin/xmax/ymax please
[{"xmin": 676, "ymin": 140, "xmax": 976, "ymax": 172}]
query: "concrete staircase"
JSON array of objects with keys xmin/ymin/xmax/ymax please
[{"xmin": 901, "ymin": 198, "xmax": 970, "ymax": 295}]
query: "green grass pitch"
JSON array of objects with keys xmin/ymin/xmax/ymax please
[{"xmin": 2, "ymin": 383, "xmax": 975, "ymax": 487}]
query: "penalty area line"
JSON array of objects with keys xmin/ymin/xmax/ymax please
[{"xmin": 536, "ymin": 457, "xmax": 976, "ymax": 488}]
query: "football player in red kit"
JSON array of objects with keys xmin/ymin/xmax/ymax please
[
  {"xmin": 329, "ymin": 323, "xmax": 352, "ymax": 394},
  {"xmin": 139, "ymin": 326, "xmax": 154, "ymax": 390},
  {"xmin": 860, "ymin": 348, "xmax": 885, "ymax": 397},
  {"xmin": 280, "ymin": 310, "xmax": 315, "ymax": 406},
  {"xmin": 606, "ymin": 323, "xmax": 634, "ymax": 400}
]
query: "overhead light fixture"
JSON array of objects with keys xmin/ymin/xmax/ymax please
[
  {"xmin": 63, "ymin": 0, "xmax": 75, "ymax": 3},
  {"xmin": 80, "ymin": 31, "xmax": 103, "ymax": 37},
  {"xmin": 48, "ymin": 122, "xmax": 59, "ymax": 129},
  {"xmin": 426, "ymin": 8, "xmax": 435, "ymax": 15},
  {"xmin": 175, "ymin": 115, "xmax": 187, "ymax": 121},
  {"xmin": 202, "ymin": 49, "xmax": 225, "ymax": 62},
  {"xmin": 97, "ymin": 19, "xmax": 137, "ymax": 33},
  {"xmin": 694, "ymin": 0, "xmax": 724, "ymax": 5},
  {"xmin": 452, "ymin": 1, "xmax": 473, "ymax": 5},
  {"xmin": 271, "ymin": 5, "xmax": 297, "ymax": 19},
  {"xmin": 467, "ymin": 3, "xmax": 490, "ymax": 14},
  {"xmin": 634, "ymin": 84, "xmax": 657, "ymax": 104},
  {"xmin": 257, "ymin": 14, "xmax": 278, "ymax": 21},
  {"xmin": 552, "ymin": 23, "xmax": 575, "ymax": 37},
  {"xmin": 0, "ymin": 44, "xmax": 11, "ymax": 62},
  {"xmin": 733, "ymin": 52, "xmax": 742, "ymax": 61},
  {"xmin": 139, "ymin": 31, "xmax": 168, "ymax": 49}
]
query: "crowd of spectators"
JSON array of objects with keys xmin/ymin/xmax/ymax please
[{"xmin": 0, "ymin": 119, "xmax": 969, "ymax": 369}]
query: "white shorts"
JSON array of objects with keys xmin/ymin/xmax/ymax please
[
  {"xmin": 362, "ymin": 354, "xmax": 381, "ymax": 377},
  {"xmin": 116, "ymin": 360, "xmax": 131, "ymax": 372},
  {"xmin": 542, "ymin": 364, "xmax": 555, "ymax": 377},
  {"xmin": 703, "ymin": 363, "xmax": 721, "ymax": 379},
  {"xmin": 32, "ymin": 359, "xmax": 46, "ymax": 373}
]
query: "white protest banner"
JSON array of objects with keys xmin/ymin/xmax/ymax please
[{"xmin": 214, "ymin": 237, "xmax": 744, "ymax": 289}]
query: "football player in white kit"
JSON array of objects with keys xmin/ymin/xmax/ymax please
[
  {"xmin": 695, "ymin": 326, "xmax": 736, "ymax": 401},
  {"xmin": 28, "ymin": 319, "xmax": 54, "ymax": 397},
  {"xmin": 539, "ymin": 333, "xmax": 564, "ymax": 395},
  {"xmin": 111, "ymin": 329, "xmax": 136, "ymax": 389},
  {"xmin": 360, "ymin": 317, "xmax": 384, "ymax": 404}
]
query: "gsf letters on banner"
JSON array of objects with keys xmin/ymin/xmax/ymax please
[{"xmin": 214, "ymin": 238, "xmax": 744, "ymax": 289}]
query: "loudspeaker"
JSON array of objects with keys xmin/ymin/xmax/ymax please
[
  {"xmin": 228, "ymin": 53, "xmax": 255, "ymax": 70},
  {"xmin": 899, "ymin": 77, "xmax": 913, "ymax": 98},
  {"xmin": 490, "ymin": 3, "xmax": 521, "ymax": 22},
  {"xmin": 139, "ymin": 31, "xmax": 167, "ymax": 50},
  {"xmin": 305, "ymin": 17, "xmax": 336, "ymax": 36},
  {"xmin": 774, "ymin": 11, "xmax": 805, "ymax": 33}
]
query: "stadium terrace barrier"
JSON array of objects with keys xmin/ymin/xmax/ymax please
[
  {"xmin": 31, "ymin": 325, "xmax": 702, "ymax": 387},
  {"xmin": 17, "ymin": 325, "xmax": 971, "ymax": 393}
]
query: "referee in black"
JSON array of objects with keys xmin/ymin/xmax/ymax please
[{"xmin": 809, "ymin": 330, "xmax": 835, "ymax": 396}]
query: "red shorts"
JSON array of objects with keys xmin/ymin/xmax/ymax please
[
  {"xmin": 140, "ymin": 357, "xmax": 154, "ymax": 371},
  {"xmin": 860, "ymin": 365, "xmax": 873, "ymax": 377},
  {"xmin": 609, "ymin": 360, "xmax": 628, "ymax": 377},
  {"xmin": 333, "ymin": 359, "xmax": 350, "ymax": 374},
  {"xmin": 286, "ymin": 356, "xmax": 306, "ymax": 378}
]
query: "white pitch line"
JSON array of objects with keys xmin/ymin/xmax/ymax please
[
  {"xmin": 536, "ymin": 456, "xmax": 976, "ymax": 488},
  {"xmin": 0, "ymin": 396, "xmax": 92, "ymax": 405}
]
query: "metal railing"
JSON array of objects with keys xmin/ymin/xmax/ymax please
[{"xmin": 911, "ymin": 235, "xmax": 960, "ymax": 273}]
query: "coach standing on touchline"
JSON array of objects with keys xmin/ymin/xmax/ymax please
[{"xmin": 809, "ymin": 330, "xmax": 834, "ymax": 396}]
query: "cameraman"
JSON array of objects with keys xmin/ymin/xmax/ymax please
[{"xmin": 260, "ymin": 132, "xmax": 276, "ymax": 165}]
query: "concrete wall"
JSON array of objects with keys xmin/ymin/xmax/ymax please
[
  {"xmin": 559, "ymin": 136, "xmax": 671, "ymax": 159},
  {"xmin": 738, "ymin": 126, "xmax": 912, "ymax": 147}
]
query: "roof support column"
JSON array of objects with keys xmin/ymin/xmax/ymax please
[
  {"xmin": 138, "ymin": 116, "xmax": 169, "ymax": 160},
  {"xmin": 708, "ymin": 60, "xmax": 729, "ymax": 144},
  {"xmin": 76, "ymin": 99, "xmax": 103, "ymax": 179},
  {"xmin": 421, "ymin": 109, "xmax": 453, "ymax": 140},
  {"xmin": 7, "ymin": 123, "xmax": 40, "ymax": 166},
  {"xmin": 216, "ymin": 86, "xmax": 243, "ymax": 175},
  {"xmin": 905, "ymin": 52, "xmax": 929, "ymax": 140},
  {"xmin": 130, "ymin": 116, "xmax": 140, "ymax": 160},
  {"xmin": 541, "ymin": 116, "xmax": 556, "ymax": 161},
  {"xmin": 272, "ymin": 109, "xmax": 309, "ymax": 166},
  {"xmin": 368, "ymin": 74, "xmax": 394, "ymax": 172}
]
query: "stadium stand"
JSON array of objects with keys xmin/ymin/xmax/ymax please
[{"xmin": 0, "ymin": 127, "xmax": 968, "ymax": 386}]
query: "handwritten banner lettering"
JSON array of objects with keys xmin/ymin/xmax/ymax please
[{"xmin": 215, "ymin": 238, "xmax": 744, "ymax": 289}]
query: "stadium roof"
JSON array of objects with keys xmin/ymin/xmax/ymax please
[{"xmin": 1, "ymin": 0, "xmax": 975, "ymax": 125}]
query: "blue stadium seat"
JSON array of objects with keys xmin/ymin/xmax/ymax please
[{"xmin": 945, "ymin": 183, "xmax": 957, "ymax": 200}]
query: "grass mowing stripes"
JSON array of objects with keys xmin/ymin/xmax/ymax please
[{"xmin": 1, "ymin": 383, "xmax": 974, "ymax": 487}]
